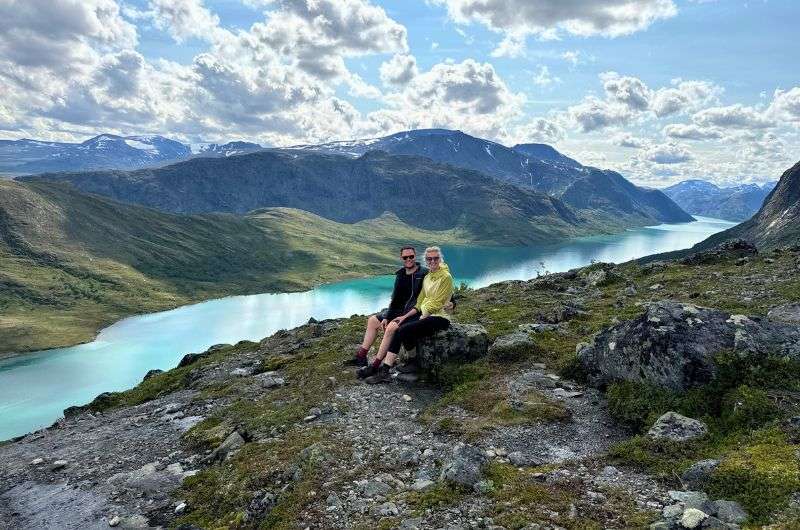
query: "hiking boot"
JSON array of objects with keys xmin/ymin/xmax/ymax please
[
  {"xmin": 365, "ymin": 364, "xmax": 392, "ymax": 384},
  {"xmin": 395, "ymin": 361, "xmax": 418, "ymax": 374},
  {"xmin": 356, "ymin": 364, "xmax": 378, "ymax": 379}
]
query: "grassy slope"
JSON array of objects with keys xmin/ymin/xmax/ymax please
[
  {"xmin": 0, "ymin": 181, "xmax": 463, "ymax": 354},
  {"xmin": 90, "ymin": 246, "xmax": 800, "ymax": 527}
]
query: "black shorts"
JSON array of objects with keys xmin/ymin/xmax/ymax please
[{"xmin": 376, "ymin": 308, "xmax": 403, "ymax": 322}]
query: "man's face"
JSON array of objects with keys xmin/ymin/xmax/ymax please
[
  {"xmin": 401, "ymin": 249, "xmax": 416, "ymax": 269},
  {"xmin": 425, "ymin": 251, "xmax": 441, "ymax": 271}
]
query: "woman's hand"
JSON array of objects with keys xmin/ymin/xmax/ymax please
[{"xmin": 392, "ymin": 316, "xmax": 404, "ymax": 325}]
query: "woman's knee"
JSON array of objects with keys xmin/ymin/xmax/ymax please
[{"xmin": 367, "ymin": 314, "xmax": 380, "ymax": 328}]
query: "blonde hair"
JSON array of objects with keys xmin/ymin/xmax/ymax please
[{"xmin": 425, "ymin": 246, "xmax": 444, "ymax": 261}]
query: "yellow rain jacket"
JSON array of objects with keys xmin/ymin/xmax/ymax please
[{"xmin": 415, "ymin": 262, "xmax": 454, "ymax": 319}]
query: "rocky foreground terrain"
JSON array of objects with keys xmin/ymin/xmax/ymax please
[{"xmin": 2, "ymin": 241, "xmax": 800, "ymax": 529}]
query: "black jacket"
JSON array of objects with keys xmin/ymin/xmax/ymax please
[{"xmin": 389, "ymin": 263, "xmax": 428, "ymax": 314}]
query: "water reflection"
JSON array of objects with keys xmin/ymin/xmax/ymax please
[{"xmin": 0, "ymin": 217, "xmax": 734, "ymax": 440}]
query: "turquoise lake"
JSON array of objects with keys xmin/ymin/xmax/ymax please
[{"xmin": 0, "ymin": 216, "xmax": 735, "ymax": 440}]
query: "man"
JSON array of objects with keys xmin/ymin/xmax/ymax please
[
  {"xmin": 345, "ymin": 245, "xmax": 427, "ymax": 367},
  {"xmin": 364, "ymin": 246, "xmax": 454, "ymax": 384}
]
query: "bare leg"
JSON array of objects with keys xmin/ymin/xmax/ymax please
[
  {"xmin": 360, "ymin": 315, "xmax": 383, "ymax": 350},
  {"xmin": 384, "ymin": 351, "xmax": 398, "ymax": 367},
  {"xmin": 375, "ymin": 321, "xmax": 400, "ymax": 360}
]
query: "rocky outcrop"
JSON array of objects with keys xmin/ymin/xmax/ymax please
[
  {"xmin": 439, "ymin": 443, "xmax": 487, "ymax": 488},
  {"xmin": 415, "ymin": 323, "xmax": 489, "ymax": 372},
  {"xmin": 679, "ymin": 239, "xmax": 758, "ymax": 266},
  {"xmin": 578, "ymin": 301, "xmax": 800, "ymax": 390},
  {"xmin": 647, "ymin": 412, "xmax": 708, "ymax": 443},
  {"xmin": 768, "ymin": 303, "xmax": 800, "ymax": 324}
]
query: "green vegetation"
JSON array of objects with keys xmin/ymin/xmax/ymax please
[{"xmin": 0, "ymin": 180, "xmax": 464, "ymax": 354}]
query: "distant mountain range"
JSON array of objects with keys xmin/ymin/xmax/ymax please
[
  {"xmin": 288, "ymin": 129, "xmax": 692, "ymax": 226},
  {"xmin": 698, "ymin": 161, "xmax": 800, "ymax": 250},
  {"xmin": 21, "ymin": 150, "xmax": 598, "ymax": 245},
  {"xmin": 663, "ymin": 179, "xmax": 776, "ymax": 222},
  {"xmin": 0, "ymin": 135, "xmax": 262, "ymax": 175}
]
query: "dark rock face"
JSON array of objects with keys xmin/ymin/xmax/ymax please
[
  {"xmin": 414, "ymin": 323, "xmax": 489, "ymax": 373},
  {"xmin": 681, "ymin": 459, "xmax": 720, "ymax": 490},
  {"xmin": 679, "ymin": 239, "xmax": 758, "ymax": 266},
  {"xmin": 578, "ymin": 300, "xmax": 800, "ymax": 390}
]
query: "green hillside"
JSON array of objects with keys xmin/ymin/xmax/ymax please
[{"xmin": 0, "ymin": 181, "xmax": 463, "ymax": 354}]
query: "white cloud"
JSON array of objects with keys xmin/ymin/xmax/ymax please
[
  {"xmin": 433, "ymin": 0, "xmax": 677, "ymax": 40},
  {"xmin": 490, "ymin": 33, "xmax": 527, "ymax": 58},
  {"xmin": 566, "ymin": 96, "xmax": 632, "ymax": 132},
  {"xmin": 692, "ymin": 104, "xmax": 774, "ymax": 130},
  {"xmin": 601, "ymin": 72, "xmax": 652, "ymax": 111},
  {"xmin": 767, "ymin": 87, "xmax": 800, "ymax": 123},
  {"xmin": 662, "ymin": 123, "xmax": 722, "ymax": 140},
  {"xmin": 379, "ymin": 53, "xmax": 418, "ymax": 86},
  {"xmin": 532, "ymin": 65, "xmax": 561, "ymax": 88},
  {"xmin": 612, "ymin": 132, "xmax": 648, "ymax": 148},
  {"xmin": 650, "ymin": 79, "xmax": 722, "ymax": 117},
  {"xmin": 560, "ymin": 50, "xmax": 581, "ymax": 66},
  {"xmin": 514, "ymin": 118, "xmax": 565, "ymax": 144},
  {"xmin": 148, "ymin": 0, "xmax": 221, "ymax": 43},
  {"xmin": 378, "ymin": 59, "xmax": 525, "ymax": 141},
  {"xmin": 641, "ymin": 142, "xmax": 692, "ymax": 164}
]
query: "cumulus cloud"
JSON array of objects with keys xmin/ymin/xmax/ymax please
[
  {"xmin": 650, "ymin": 80, "xmax": 722, "ymax": 117},
  {"xmin": 601, "ymin": 72, "xmax": 652, "ymax": 111},
  {"xmin": 692, "ymin": 104, "xmax": 774, "ymax": 130},
  {"xmin": 380, "ymin": 53, "xmax": 418, "ymax": 86},
  {"xmin": 148, "ymin": 0, "xmax": 221, "ymax": 43},
  {"xmin": 514, "ymin": 118, "xmax": 565, "ymax": 144},
  {"xmin": 378, "ymin": 59, "xmax": 524, "ymax": 141},
  {"xmin": 767, "ymin": 87, "xmax": 800, "ymax": 123},
  {"xmin": 641, "ymin": 142, "xmax": 692, "ymax": 164},
  {"xmin": 567, "ymin": 96, "xmax": 632, "ymax": 132},
  {"xmin": 612, "ymin": 132, "xmax": 648, "ymax": 148},
  {"xmin": 532, "ymin": 65, "xmax": 561, "ymax": 87},
  {"xmin": 662, "ymin": 123, "xmax": 722, "ymax": 140},
  {"xmin": 433, "ymin": 0, "xmax": 677, "ymax": 42}
]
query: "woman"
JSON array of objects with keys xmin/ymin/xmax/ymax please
[{"xmin": 364, "ymin": 246, "xmax": 453, "ymax": 384}]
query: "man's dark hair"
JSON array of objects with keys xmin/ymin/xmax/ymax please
[{"xmin": 400, "ymin": 245, "xmax": 416, "ymax": 254}]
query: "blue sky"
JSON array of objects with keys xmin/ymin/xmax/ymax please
[{"xmin": 0, "ymin": 0, "xmax": 798, "ymax": 186}]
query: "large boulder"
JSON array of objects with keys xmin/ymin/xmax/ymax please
[
  {"xmin": 768, "ymin": 303, "xmax": 800, "ymax": 324},
  {"xmin": 648, "ymin": 412, "xmax": 708, "ymax": 442},
  {"xmin": 578, "ymin": 301, "xmax": 800, "ymax": 390},
  {"xmin": 414, "ymin": 323, "xmax": 488, "ymax": 372},
  {"xmin": 488, "ymin": 332, "xmax": 536, "ymax": 361}
]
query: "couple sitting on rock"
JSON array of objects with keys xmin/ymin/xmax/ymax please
[{"xmin": 346, "ymin": 245, "xmax": 454, "ymax": 384}]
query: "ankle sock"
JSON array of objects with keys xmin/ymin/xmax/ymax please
[
  {"xmin": 372, "ymin": 357, "xmax": 383, "ymax": 368},
  {"xmin": 356, "ymin": 346, "xmax": 368, "ymax": 359}
]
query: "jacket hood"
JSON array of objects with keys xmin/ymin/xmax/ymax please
[{"xmin": 429, "ymin": 262, "xmax": 450, "ymax": 277}]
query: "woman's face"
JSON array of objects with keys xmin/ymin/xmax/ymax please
[{"xmin": 425, "ymin": 251, "xmax": 441, "ymax": 271}]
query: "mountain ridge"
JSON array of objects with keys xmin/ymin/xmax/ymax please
[{"xmin": 663, "ymin": 179, "xmax": 776, "ymax": 221}]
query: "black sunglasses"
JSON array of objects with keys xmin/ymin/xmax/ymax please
[
  {"xmin": 425, "ymin": 256, "xmax": 440, "ymax": 262},
  {"xmin": 401, "ymin": 255, "xmax": 416, "ymax": 261}
]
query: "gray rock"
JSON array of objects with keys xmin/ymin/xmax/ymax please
[
  {"xmin": 700, "ymin": 517, "xmax": 727, "ymax": 529},
  {"xmin": 207, "ymin": 431, "xmax": 246, "ymax": 462},
  {"xmin": 400, "ymin": 518, "xmax": 424, "ymax": 530},
  {"xmin": 508, "ymin": 451, "xmax": 545, "ymax": 467},
  {"xmin": 668, "ymin": 491, "xmax": 714, "ymax": 513},
  {"xmin": 142, "ymin": 369, "xmax": 163, "ymax": 382},
  {"xmin": 396, "ymin": 446, "xmax": 420, "ymax": 467},
  {"xmin": 372, "ymin": 502, "xmax": 399, "ymax": 517},
  {"xmin": 244, "ymin": 491, "xmax": 276, "ymax": 522},
  {"xmin": 50, "ymin": 460, "xmax": 68, "ymax": 471},
  {"xmin": 411, "ymin": 478, "xmax": 435, "ymax": 491},
  {"xmin": 518, "ymin": 323, "xmax": 559, "ymax": 334},
  {"xmin": 440, "ymin": 443, "xmax": 487, "ymax": 487},
  {"xmin": 108, "ymin": 516, "xmax": 120, "ymax": 527},
  {"xmin": 713, "ymin": 500, "xmax": 747, "ymax": 524},
  {"xmin": 489, "ymin": 332, "xmax": 536, "ymax": 361},
  {"xmin": 680, "ymin": 508, "xmax": 708, "ymax": 528},
  {"xmin": 768, "ymin": 303, "xmax": 800, "ymax": 324},
  {"xmin": 649, "ymin": 412, "xmax": 708, "ymax": 442},
  {"xmin": 361, "ymin": 479, "xmax": 391, "ymax": 497},
  {"xmin": 230, "ymin": 367, "xmax": 253, "ymax": 377},
  {"xmin": 578, "ymin": 300, "xmax": 800, "ymax": 390},
  {"xmin": 650, "ymin": 523, "xmax": 670, "ymax": 530},
  {"xmin": 663, "ymin": 504, "xmax": 683, "ymax": 519},
  {"xmin": 473, "ymin": 479, "xmax": 494, "ymax": 494},
  {"xmin": 681, "ymin": 459, "xmax": 719, "ymax": 489},
  {"xmin": 255, "ymin": 372, "xmax": 285, "ymax": 388},
  {"xmin": 416, "ymin": 324, "xmax": 489, "ymax": 372}
]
